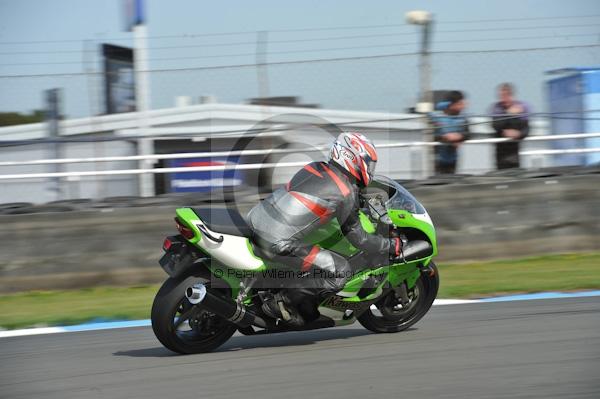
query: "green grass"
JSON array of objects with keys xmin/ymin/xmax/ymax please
[
  {"xmin": 436, "ymin": 252, "xmax": 600, "ymax": 298},
  {"xmin": 0, "ymin": 285, "xmax": 159, "ymax": 330},
  {"xmin": 1, "ymin": 252, "xmax": 599, "ymax": 330}
]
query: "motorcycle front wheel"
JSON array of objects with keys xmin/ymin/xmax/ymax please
[{"xmin": 358, "ymin": 262, "xmax": 439, "ymax": 333}]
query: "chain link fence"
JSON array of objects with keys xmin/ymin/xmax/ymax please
[
  {"xmin": 1, "ymin": 39, "xmax": 599, "ymax": 204},
  {"xmin": 1, "ymin": 44, "xmax": 599, "ymax": 119}
]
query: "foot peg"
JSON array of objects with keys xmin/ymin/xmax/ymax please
[{"xmin": 278, "ymin": 300, "xmax": 292, "ymax": 321}]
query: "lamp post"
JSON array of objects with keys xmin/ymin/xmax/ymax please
[
  {"xmin": 406, "ymin": 10, "xmax": 434, "ymax": 112},
  {"xmin": 406, "ymin": 10, "xmax": 434, "ymax": 178}
]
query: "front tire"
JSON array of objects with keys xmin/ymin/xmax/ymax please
[
  {"xmin": 358, "ymin": 262, "xmax": 439, "ymax": 333},
  {"xmin": 151, "ymin": 272, "xmax": 237, "ymax": 354}
]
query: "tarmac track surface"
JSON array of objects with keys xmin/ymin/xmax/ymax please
[{"xmin": 1, "ymin": 297, "xmax": 599, "ymax": 399}]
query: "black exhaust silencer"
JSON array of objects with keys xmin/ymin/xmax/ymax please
[
  {"xmin": 401, "ymin": 240, "xmax": 434, "ymax": 262},
  {"xmin": 186, "ymin": 283, "xmax": 267, "ymax": 328}
]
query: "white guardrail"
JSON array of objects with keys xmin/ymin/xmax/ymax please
[{"xmin": 0, "ymin": 132, "xmax": 599, "ymax": 181}]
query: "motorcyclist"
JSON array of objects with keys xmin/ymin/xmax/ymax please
[{"xmin": 247, "ymin": 132, "xmax": 402, "ymax": 325}]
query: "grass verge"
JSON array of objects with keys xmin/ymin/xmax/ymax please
[
  {"xmin": 436, "ymin": 252, "xmax": 600, "ymax": 298},
  {"xmin": 1, "ymin": 252, "xmax": 599, "ymax": 330}
]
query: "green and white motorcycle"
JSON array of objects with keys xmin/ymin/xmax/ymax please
[{"xmin": 151, "ymin": 175, "xmax": 439, "ymax": 354}]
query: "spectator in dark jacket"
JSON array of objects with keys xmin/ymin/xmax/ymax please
[
  {"xmin": 490, "ymin": 83, "xmax": 530, "ymax": 169},
  {"xmin": 429, "ymin": 90, "xmax": 470, "ymax": 174}
]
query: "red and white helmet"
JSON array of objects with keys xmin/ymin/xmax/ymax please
[{"xmin": 329, "ymin": 132, "xmax": 378, "ymax": 187}]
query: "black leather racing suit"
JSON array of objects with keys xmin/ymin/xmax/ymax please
[{"xmin": 247, "ymin": 161, "xmax": 397, "ymax": 297}]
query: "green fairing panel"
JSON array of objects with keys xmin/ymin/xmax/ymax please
[
  {"xmin": 358, "ymin": 211, "xmax": 376, "ymax": 234},
  {"xmin": 175, "ymin": 208, "xmax": 202, "ymax": 245},
  {"xmin": 342, "ymin": 266, "xmax": 387, "ymax": 293},
  {"xmin": 338, "ymin": 262, "xmax": 422, "ymax": 302},
  {"xmin": 304, "ymin": 219, "xmax": 357, "ymax": 257},
  {"xmin": 387, "ymin": 209, "xmax": 438, "ymax": 257},
  {"xmin": 245, "ymin": 240, "xmax": 267, "ymax": 270},
  {"xmin": 305, "ymin": 211, "xmax": 375, "ymax": 257}
]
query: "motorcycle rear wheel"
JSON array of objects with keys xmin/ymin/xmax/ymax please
[
  {"xmin": 151, "ymin": 273, "xmax": 237, "ymax": 354},
  {"xmin": 358, "ymin": 262, "xmax": 439, "ymax": 333}
]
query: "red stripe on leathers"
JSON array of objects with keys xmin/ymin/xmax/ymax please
[
  {"xmin": 301, "ymin": 246, "xmax": 320, "ymax": 272},
  {"xmin": 304, "ymin": 164, "xmax": 323, "ymax": 178},
  {"xmin": 289, "ymin": 191, "xmax": 332, "ymax": 222},
  {"xmin": 322, "ymin": 164, "xmax": 351, "ymax": 196}
]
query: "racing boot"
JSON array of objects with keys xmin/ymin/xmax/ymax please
[{"xmin": 261, "ymin": 291, "xmax": 304, "ymax": 327}]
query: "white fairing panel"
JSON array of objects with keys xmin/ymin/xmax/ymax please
[
  {"xmin": 413, "ymin": 212, "xmax": 433, "ymax": 227},
  {"xmin": 190, "ymin": 219, "xmax": 264, "ymax": 271}
]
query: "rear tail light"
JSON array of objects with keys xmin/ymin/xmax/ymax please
[
  {"xmin": 175, "ymin": 217, "xmax": 195, "ymax": 240},
  {"xmin": 161, "ymin": 235, "xmax": 184, "ymax": 252}
]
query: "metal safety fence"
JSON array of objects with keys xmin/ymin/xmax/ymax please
[{"xmin": 0, "ymin": 131, "xmax": 598, "ymax": 181}]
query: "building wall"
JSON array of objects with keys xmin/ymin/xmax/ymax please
[{"xmin": 0, "ymin": 139, "xmax": 137, "ymax": 204}]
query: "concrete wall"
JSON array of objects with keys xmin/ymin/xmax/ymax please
[
  {"xmin": 415, "ymin": 175, "xmax": 600, "ymax": 261},
  {"xmin": 0, "ymin": 173, "xmax": 598, "ymax": 293}
]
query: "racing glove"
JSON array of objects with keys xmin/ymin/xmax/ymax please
[{"xmin": 389, "ymin": 234, "xmax": 408, "ymax": 264}]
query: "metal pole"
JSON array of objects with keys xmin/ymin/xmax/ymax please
[
  {"xmin": 256, "ymin": 30, "xmax": 270, "ymax": 99},
  {"xmin": 84, "ymin": 38, "xmax": 103, "ymax": 198},
  {"xmin": 45, "ymin": 88, "xmax": 62, "ymax": 201},
  {"xmin": 133, "ymin": 23, "xmax": 155, "ymax": 197},
  {"xmin": 133, "ymin": 24, "xmax": 151, "ymax": 114},
  {"xmin": 406, "ymin": 10, "xmax": 434, "ymax": 179},
  {"xmin": 419, "ymin": 20, "xmax": 434, "ymax": 179},
  {"xmin": 420, "ymin": 21, "xmax": 433, "ymax": 106}
]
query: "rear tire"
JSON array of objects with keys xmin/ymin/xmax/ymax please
[
  {"xmin": 358, "ymin": 262, "xmax": 439, "ymax": 333},
  {"xmin": 151, "ymin": 272, "xmax": 237, "ymax": 354}
]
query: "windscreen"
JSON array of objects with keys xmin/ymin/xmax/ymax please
[{"xmin": 371, "ymin": 175, "xmax": 426, "ymax": 215}]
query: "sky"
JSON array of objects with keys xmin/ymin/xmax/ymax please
[{"xmin": 0, "ymin": 0, "xmax": 599, "ymax": 118}]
